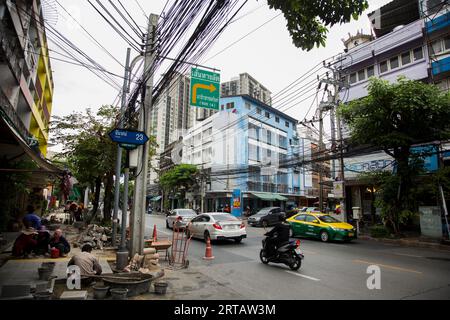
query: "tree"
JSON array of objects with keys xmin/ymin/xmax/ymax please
[
  {"xmin": 159, "ymin": 164, "xmax": 199, "ymax": 207},
  {"xmin": 340, "ymin": 77, "xmax": 450, "ymax": 233},
  {"xmin": 51, "ymin": 105, "xmax": 118, "ymax": 222},
  {"xmin": 267, "ymin": 0, "xmax": 368, "ymax": 51}
]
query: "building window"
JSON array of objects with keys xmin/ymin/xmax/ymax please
[
  {"xmin": 285, "ymin": 121, "xmax": 290, "ymax": 128},
  {"xmin": 401, "ymin": 52, "xmax": 411, "ymax": 65},
  {"xmin": 275, "ymin": 116, "xmax": 280, "ymax": 123},
  {"xmin": 265, "ymin": 112, "xmax": 270, "ymax": 119},
  {"xmin": 226, "ymin": 102, "xmax": 234, "ymax": 109},
  {"xmin": 256, "ymin": 108, "xmax": 262, "ymax": 115},
  {"xmin": 366, "ymin": 66, "xmax": 374, "ymax": 77},
  {"xmin": 390, "ymin": 56, "xmax": 399, "ymax": 69},
  {"xmin": 350, "ymin": 72, "xmax": 357, "ymax": 84},
  {"xmin": 358, "ymin": 69, "xmax": 366, "ymax": 81},
  {"xmin": 267, "ymin": 131, "xmax": 272, "ymax": 145},
  {"xmin": 245, "ymin": 102, "xmax": 251, "ymax": 110},
  {"xmin": 413, "ymin": 47, "xmax": 423, "ymax": 61},
  {"xmin": 221, "ymin": 105, "xmax": 224, "ymax": 110},
  {"xmin": 427, "ymin": 0, "xmax": 444, "ymax": 15},
  {"xmin": 432, "ymin": 40, "xmax": 443, "ymax": 54},
  {"xmin": 445, "ymin": 36, "xmax": 450, "ymax": 51},
  {"xmin": 380, "ymin": 60, "xmax": 388, "ymax": 73}
]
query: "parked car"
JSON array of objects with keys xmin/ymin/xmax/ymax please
[
  {"xmin": 300, "ymin": 207, "xmax": 321, "ymax": 213},
  {"xmin": 285, "ymin": 205, "xmax": 300, "ymax": 219},
  {"xmin": 287, "ymin": 213, "xmax": 357, "ymax": 242},
  {"xmin": 166, "ymin": 209, "xmax": 197, "ymax": 229},
  {"xmin": 186, "ymin": 213, "xmax": 247, "ymax": 243},
  {"xmin": 247, "ymin": 207, "xmax": 286, "ymax": 228}
]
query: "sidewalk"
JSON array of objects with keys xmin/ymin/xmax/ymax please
[{"xmin": 358, "ymin": 234, "xmax": 450, "ymax": 251}]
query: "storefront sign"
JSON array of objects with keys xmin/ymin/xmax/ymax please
[{"xmin": 231, "ymin": 189, "xmax": 242, "ymax": 217}]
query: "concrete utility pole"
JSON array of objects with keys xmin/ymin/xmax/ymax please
[
  {"xmin": 321, "ymin": 62, "xmax": 348, "ymax": 222},
  {"xmin": 112, "ymin": 48, "xmax": 132, "ymax": 246},
  {"xmin": 318, "ymin": 106, "xmax": 324, "ymax": 213},
  {"xmin": 130, "ymin": 14, "xmax": 159, "ymax": 257}
]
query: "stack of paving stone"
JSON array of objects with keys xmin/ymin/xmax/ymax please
[{"xmin": 76, "ymin": 224, "xmax": 111, "ymax": 249}]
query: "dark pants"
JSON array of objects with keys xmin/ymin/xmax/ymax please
[
  {"xmin": 265, "ymin": 238, "xmax": 279, "ymax": 257},
  {"xmin": 52, "ymin": 243, "xmax": 69, "ymax": 256}
]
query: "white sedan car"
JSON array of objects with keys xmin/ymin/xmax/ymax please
[
  {"xmin": 186, "ymin": 213, "xmax": 247, "ymax": 243},
  {"xmin": 166, "ymin": 209, "xmax": 197, "ymax": 229}
]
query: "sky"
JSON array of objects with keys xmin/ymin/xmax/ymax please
[{"xmin": 47, "ymin": 0, "xmax": 393, "ymax": 151}]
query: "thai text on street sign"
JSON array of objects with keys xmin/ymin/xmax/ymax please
[
  {"xmin": 190, "ymin": 68, "xmax": 220, "ymax": 110},
  {"xmin": 109, "ymin": 129, "xmax": 149, "ymax": 146}
]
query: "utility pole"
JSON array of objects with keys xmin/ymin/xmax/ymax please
[
  {"xmin": 130, "ymin": 14, "xmax": 159, "ymax": 257},
  {"xmin": 112, "ymin": 48, "xmax": 131, "ymax": 247},
  {"xmin": 116, "ymin": 150, "xmax": 130, "ymax": 270},
  {"xmin": 320, "ymin": 61, "xmax": 349, "ymax": 222},
  {"xmin": 318, "ymin": 106, "xmax": 324, "ymax": 213}
]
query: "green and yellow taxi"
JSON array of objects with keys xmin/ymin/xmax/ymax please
[{"xmin": 287, "ymin": 213, "xmax": 357, "ymax": 242}]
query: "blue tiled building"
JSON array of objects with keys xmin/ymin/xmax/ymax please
[{"xmin": 182, "ymin": 94, "xmax": 310, "ymax": 213}]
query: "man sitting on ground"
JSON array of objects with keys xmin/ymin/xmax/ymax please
[
  {"xmin": 12, "ymin": 227, "xmax": 38, "ymax": 258},
  {"xmin": 49, "ymin": 229, "xmax": 71, "ymax": 257},
  {"xmin": 67, "ymin": 244, "xmax": 102, "ymax": 276}
]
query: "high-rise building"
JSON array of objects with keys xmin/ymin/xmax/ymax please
[
  {"xmin": 147, "ymin": 73, "xmax": 216, "ymax": 193},
  {"xmin": 221, "ymin": 73, "xmax": 272, "ymax": 105}
]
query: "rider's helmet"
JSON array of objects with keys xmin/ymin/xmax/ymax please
[{"xmin": 278, "ymin": 214, "xmax": 286, "ymax": 222}]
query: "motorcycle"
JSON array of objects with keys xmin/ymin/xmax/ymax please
[{"xmin": 259, "ymin": 233, "xmax": 304, "ymax": 271}]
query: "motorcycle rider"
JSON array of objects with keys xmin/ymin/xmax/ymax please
[{"xmin": 265, "ymin": 214, "xmax": 290, "ymax": 257}]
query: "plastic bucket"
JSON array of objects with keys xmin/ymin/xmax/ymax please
[
  {"xmin": 51, "ymin": 248, "xmax": 60, "ymax": 259},
  {"xmin": 154, "ymin": 282, "xmax": 168, "ymax": 295},
  {"xmin": 110, "ymin": 288, "xmax": 128, "ymax": 300},
  {"xmin": 38, "ymin": 267, "xmax": 52, "ymax": 281},
  {"xmin": 41, "ymin": 262, "xmax": 56, "ymax": 271},
  {"xmin": 33, "ymin": 292, "xmax": 52, "ymax": 300},
  {"xmin": 93, "ymin": 286, "xmax": 110, "ymax": 300}
]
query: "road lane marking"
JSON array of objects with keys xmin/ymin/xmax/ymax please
[
  {"xmin": 286, "ymin": 271, "xmax": 321, "ymax": 281},
  {"xmin": 353, "ymin": 259, "xmax": 423, "ymax": 274},
  {"xmin": 301, "ymin": 250, "xmax": 317, "ymax": 255}
]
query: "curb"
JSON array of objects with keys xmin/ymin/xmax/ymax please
[{"xmin": 358, "ymin": 235, "xmax": 450, "ymax": 251}]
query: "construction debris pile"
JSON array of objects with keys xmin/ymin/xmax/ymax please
[
  {"xmin": 75, "ymin": 224, "xmax": 112, "ymax": 250},
  {"xmin": 125, "ymin": 248, "xmax": 161, "ymax": 274}
]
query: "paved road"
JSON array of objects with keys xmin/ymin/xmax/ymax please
[{"xmin": 144, "ymin": 214, "xmax": 450, "ymax": 300}]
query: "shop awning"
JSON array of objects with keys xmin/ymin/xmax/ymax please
[
  {"xmin": 251, "ymin": 192, "xmax": 288, "ymax": 201},
  {"xmin": 0, "ymin": 108, "xmax": 63, "ymax": 175}
]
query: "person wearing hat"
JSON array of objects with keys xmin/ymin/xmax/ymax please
[
  {"xmin": 12, "ymin": 227, "xmax": 38, "ymax": 257},
  {"xmin": 67, "ymin": 244, "xmax": 102, "ymax": 276}
]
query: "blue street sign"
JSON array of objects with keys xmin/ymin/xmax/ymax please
[{"xmin": 109, "ymin": 129, "xmax": 149, "ymax": 146}]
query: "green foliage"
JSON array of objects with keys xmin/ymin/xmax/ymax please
[
  {"xmin": 369, "ymin": 225, "xmax": 390, "ymax": 238},
  {"xmin": 339, "ymin": 77, "xmax": 450, "ymax": 150},
  {"xmin": 342, "ymin": 78, "xmax": 450, "ymax": 233},
  {"xmin": 0, "ymin": 159, "xmax": 37, "ymax": 230},
  {"xmin": 51, "ymin": 105, "xmax": 118, "ymax": 188},
  {"xmin": 159, "ymin": 164, "xmax": 199, "ymax": 192},
  {"xmin": 267, "ymin": 0, "xmax": 368, "ymax": 51}
]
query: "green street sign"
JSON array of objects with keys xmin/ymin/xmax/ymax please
[{"xmin": 190, "ymin": 68, "xmax": 220, "ymax": 110}]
